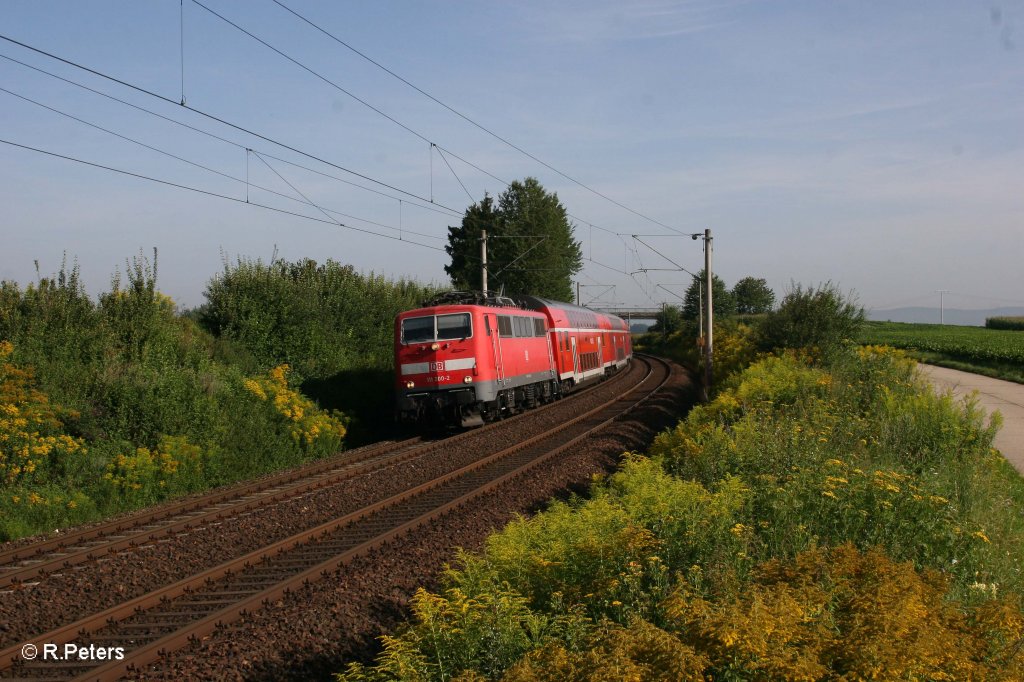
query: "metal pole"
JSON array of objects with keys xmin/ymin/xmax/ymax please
[
  {"xmin": 937, "ymin": 289, "xmax": 949, "ymax": 324},
  {"xmin": 481, "ymin": 229, "xmax": 488, "ymax": 297},
  {"xmin": 576, "ymin": 281, "xmax": 581, "ymax": 306},
  {"xmin": 704, "ymin": 228, "xmax": 713, "ymax": 396}
]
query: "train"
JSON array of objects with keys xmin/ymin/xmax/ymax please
[{"xmin": 394, "ymin": 291, "xmax": 632, "ymax": 427}]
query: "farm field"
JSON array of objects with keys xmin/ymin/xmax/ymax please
[{"xmin": 861, "ymin": 320, "xmax": 1024, "ymax": 383}]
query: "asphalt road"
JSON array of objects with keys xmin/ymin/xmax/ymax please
[{"xmin": 919, "ymin": 364, "xmax": 1024, "ymax": 475}]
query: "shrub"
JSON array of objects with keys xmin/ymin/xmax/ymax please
[
  {"xmin": 986, "ymin": 316, "xmax": 1024, "ymax": 331},
  {"xmin": 335, "ymin": 343, "xmax": 1024, "ymax": 681},
  {"xmin": 665, "ymin": 544, "xmax": 1024, "ymax": 681},
  {"xmin": 758, "ymin": 282, "xmax": 864, "ymax": 356},
  {"xmin": 242, "ymin": 364, "xmax": 347, "ymax": 449},
  {"xmin": 639, "ymin": 320, "xmax": 758, "ymax": 391},
  {"xmin": 0, "ymin": 342, "xmax": 87, "ymax": 487},
  {"xmin": 338, "ymin": 584, "xmax": 593, "ymax": 682},
  {"xmin": 502, "ymin": 619, "xmax": 709, "ymax": 682},
  {"xmin": 200, "ymin": 257, "xmax": 440, "ymax": 380},
  {"xmin": 0, "ymin": 254, "xmax": 357, "ymax": 539}
]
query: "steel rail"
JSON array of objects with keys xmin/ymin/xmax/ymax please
[
  {"xmin": 0, "ymin": 362, "xmax": 636, "ymax": 589},
  {"xmin": 0, "ymin": 439, "xmax": 418, "ymax": 588},
  {"xmin": 85, "ymin": 356, "xmax": 669, "ymax": 682},
  {"xmin": 0, "ymin": 357, "xmax": 667, "ymax": 680}
]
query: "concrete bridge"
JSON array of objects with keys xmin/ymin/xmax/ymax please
[{"xmin": 591, "ymin": 308, "xmax": 664, "ymax": 321}]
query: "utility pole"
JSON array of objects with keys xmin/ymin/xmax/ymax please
[
  {"xmin": 704, "ymin": 229, "xmax": 713, "ymax": 396},
  {"xmin": 697, "ymin": 280, "xmax": 703, "ymax": 343},
  {"xmin": 937, "ymin": 289, "xmax": 949, "ymax": 324},
  {"xmin": 576, "ymin": 281, "xmax": 581, "ymax": 306},
  {"xmin": 480, "ymin": 229, "xmax": 488, "ymax": 297}
]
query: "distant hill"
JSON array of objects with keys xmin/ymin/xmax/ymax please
[{"xmin": 868, "ymin": 306, "xmax": 1024, "ymax": 327}]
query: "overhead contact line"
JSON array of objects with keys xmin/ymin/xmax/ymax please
[
  {"xmin": 269, "ymin": 0, "xmax": 684, "ymax": 235},
  {"xmin": 0, "ymin": 86, "xmax": 443, "ymax": 241},
  {"xmin": 0, "ymin": 137, "xmax": 446, "ymax": 251},
  {"xmin": 0, "ymin": 34, "xmax": 458, "ymax": 215},
  {"xmin": 182, "ymin": 4, "xmax": 655, "ymax": 240}
]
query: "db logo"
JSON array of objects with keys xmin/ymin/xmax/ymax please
[{"xmin": 430, "ymin": 361, "xmax": 445, "ymax": 372}]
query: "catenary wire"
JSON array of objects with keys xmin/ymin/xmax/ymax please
[
  {"xmin": 182, "ymin": 4, "xmax": 654, "ymax": 240},
  {"xmin": 0, "ymin": 36, "xmax": 659, "ymax": 242},
  {"xmin": 0, "ymin": 85, "xmax": 442, "ymax": 241},
  {"xmin": 433, "ymin": 144, "xmax": 474, "ymax": 203},
  {"xmin": 0, "ymin": 50, "xmax": 461, "ymax": 220},
  {"xmin": 0, "ymin": 34, "xmax": 456, "ymax": 212},
  {"xmin": 0, "ymin": 137, "xmax": 445, "ymax": 251},
  {"xmin": 1, "ymin": 34, "xmax": 675, "ymax": 304},
  {"xmin": 269, "ymin": 0, "xmax": 684, "ymax": 234}
]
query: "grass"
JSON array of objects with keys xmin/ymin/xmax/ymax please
[{"xmin": 861, "ymin": 321, "xmax": 1024, "ymax": 383}]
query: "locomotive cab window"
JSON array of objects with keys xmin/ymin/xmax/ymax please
[
  {"xmin": 401, "ymin": 316, "xmax": 434, "ymax": 343},
  {"xmin": 497, "ymin": 315, "xmax": 513, "ymax": 337},
  {"xmin": 437, "ymin": 313, "xmax": 471, "ymax": 340},
  {"xmin": 401, "ymin": 313, "xmax": 472, "ymax": 343}
]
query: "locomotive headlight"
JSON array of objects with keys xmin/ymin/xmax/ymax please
[
  {"xmin": 463, "ymin": 376, "xmax": 473, "ymax": 383},
  {"xmin": 431, "ymin": 343, "xmax": 440, "ymax": 351},
  {"xmin": 405, "ymin": 381, "xmax": 415, "ymax": 389}
]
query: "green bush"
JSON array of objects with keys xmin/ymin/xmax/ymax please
[
  {"xmin": 0, "ymin": 253, "xmax": 358, "ymax": 539},
  {"xmin": 200, "ymin": 257, "xmax": 440, "ymax": 380},
  {"xmin": 757, "ymin": 282, "xmax": 864, "ymax": 356},
  {"xmin": 986, "ymin": 316, "xmax": 1024, "ymax": 331}
]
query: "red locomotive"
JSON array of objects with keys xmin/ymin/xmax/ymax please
[{"xmin": 395, "ymin": 291, "xmax": 632, "ymax": 427}]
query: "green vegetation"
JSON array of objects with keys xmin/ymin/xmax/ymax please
[
  {"xmin": 444, "ymin": 178, "xmax": 583, "ymax": 301},
  {"xmin": 986, "ymin": 316, "xmax": 1024, "ymax": 331},
  {"xmin": 861, "ymin": 321, "xmax": 1024, "ymax": 383},
  {"xmin": 682, "ymin": 270, "xmax": 736, "ymax": 320},
  {"xmin": 339, "ymin": 344, "xmax": 1024, "ymax": 680},
  {"xmin": 643, "ymin": 282, "xmax": 863, "ymax": 389},
  {"xmin": 200, "ymin": 257, "xmax": 435, "ymax": 381},
  {"xmin": 0, "ymin": 253, "xmax": 432, "ymax": 540},
  {"xmin": 758, "ymin": 282, "xmax": 865, "ymax": 356},
  {"xmin": 647, "ymin": 305, "xmax": 684, "ymax": 335},
  {"xmin": 198, "ymin": 257, "xmax": 439, "ymax": 440},
  {"xmin": 640, "ymin": 319, "xmax": 759, "ymax": 386},
  {"xmin": 731, "ymin": 276, "xmax": 775, "ymax": 315}
]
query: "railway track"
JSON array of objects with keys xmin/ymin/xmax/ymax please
[
  {"xmin": 1, "ymin": 355, "xmax": 670, "ymax": 681},
  {"xmin": 0, "ymin": 362, "xmax": 634, "ymax": 591}
]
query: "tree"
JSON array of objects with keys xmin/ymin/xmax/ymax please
[
  {"xmin": 758, "ymin": 282, "xmax": 865, "ymax": 355},
  {"xmin": 732, "ymin": 277, "xmax": 775, "ymax": 314},
  {"xmin": 444, "ymin": 178, "xmax": 582, "ymax": 301},
  {"xmin": 682, "ymin": 270, "xmax": 736, "ymax": 321},
  {"xmin": 648, "ymin": 305, "xmax": 684, "ymax": 334}
]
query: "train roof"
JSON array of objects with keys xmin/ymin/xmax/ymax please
[
  {"xmin": 517, "ymin": 295, "xmax": 626, "ymax": 324},
  {"xmin": 403, "ymin": 291, "xmax": 626, "ymax": 327}
]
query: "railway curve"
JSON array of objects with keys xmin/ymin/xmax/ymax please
[{"xmin": 0, "ymin": 354, "xmax": 689, "ymax": 681}]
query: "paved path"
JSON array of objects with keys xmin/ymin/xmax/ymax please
[{"xmin": 919, "ymin": 364, "xmax": 1024, "ymax": 475}]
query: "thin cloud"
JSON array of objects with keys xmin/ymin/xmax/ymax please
[{"xmin": 520, "ymin": 0, "xmax": 744, "ymax": 43}]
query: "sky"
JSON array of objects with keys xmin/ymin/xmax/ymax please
[{"xmin": 1, "ymin": 0, "xmax": 1022, "ymax": 315}]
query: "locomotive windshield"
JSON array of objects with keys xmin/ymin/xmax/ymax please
[
  {"xmin": 437, "ymin": 313, "xmax": 471, "ymax": 340},
  {"xmin": 401, "ymin": 313, "xmax": 472, "ymax": 343},
  {"xmin": 401, "ymin": 316, "xmax": 435, "ymax": 343}
]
